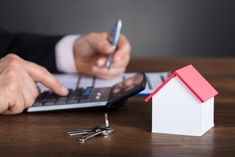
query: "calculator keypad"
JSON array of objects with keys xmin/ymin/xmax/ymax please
[{"xmin": 32, "ymin": 87, "xmax": 110, "ymax": 107}]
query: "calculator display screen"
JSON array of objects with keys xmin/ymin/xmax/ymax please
[{"xmin": 109, "ymin": 73, "xmax": 144, "ymax": 100}]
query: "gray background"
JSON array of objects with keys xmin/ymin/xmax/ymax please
[{"xmin": 0, "ymin": 0, "xmax": 235, "ymax": 57}]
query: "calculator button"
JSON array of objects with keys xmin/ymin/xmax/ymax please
[
  {"xmin": 33, "ymin": 101, "xmax": 43, "ymax": 107},
  {"xmin": 79, "ymin": 99, "xmax": 89, "ymax": 103},
  {"xmin": 82, "ymin": 87, "xmax": 93, "ymax": 97},
  {"xmin": 96, "ymin": 96, "xmax": 100, "ymax": 100},
  {"xmin": 67, "ymin": 99, "xmax": 78, "ymax": 104},
  {"xmin": 55, "ymin": 97, "xmax": 68, "ymax": 105},
  {"xmin": 43, "ymin": 101, "xmax": 55, "ymax": 106}
]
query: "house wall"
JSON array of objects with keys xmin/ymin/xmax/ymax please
[
  {"xmin": 201, "ymin": 97, "xmax": 214, "ymax": 134},
  {"xmin": 152, "ymin": 76, "xmax": 202, "ymax": 136}
]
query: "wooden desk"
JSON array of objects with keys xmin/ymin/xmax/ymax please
[{"xmin": 0, "ymin": 58, "xmax": 235, "ymax": 157}]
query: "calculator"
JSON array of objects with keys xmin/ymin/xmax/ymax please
[{"xmin": 27, "ymin": 73, "xmax": 146, "ymax": 112}]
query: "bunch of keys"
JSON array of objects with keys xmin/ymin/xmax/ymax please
[{"xmin": 67, "ymin": 113, "xmax": 114, "ymax": 143}]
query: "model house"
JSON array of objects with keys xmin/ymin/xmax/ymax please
[{"xmin": 145, "ymin": 65, "xmax": 218, "ymax": 136}]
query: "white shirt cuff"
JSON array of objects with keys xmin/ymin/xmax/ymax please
[{"xmin": 55, "ymin": 34, "xmax": 80, "ymax": 73}]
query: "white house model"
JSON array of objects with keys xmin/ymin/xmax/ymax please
[{"xmin": 145, "ymin": 65, "xmax": 218, "ymax": 136}]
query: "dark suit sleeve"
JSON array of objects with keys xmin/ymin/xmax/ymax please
[{"xmin": 0, "ymin": 28, "xmax": 63, "ymax": 73}]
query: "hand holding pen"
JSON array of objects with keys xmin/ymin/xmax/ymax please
[{"xmin": 73, "ymin": 19, "xmax": 131, "ymax": 79}]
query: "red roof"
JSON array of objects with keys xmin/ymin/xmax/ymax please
[{"xmin": 145, "ymin": 65, "xmax": 218, "ymax": 103}]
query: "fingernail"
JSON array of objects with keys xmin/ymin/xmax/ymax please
[
  {"xmin": 97, "ymin": 58, "xmax": 106, "ymax": 67},
  {"xmin": 61, "ymin": 86, "xmax": 68, "ymax": 95}
]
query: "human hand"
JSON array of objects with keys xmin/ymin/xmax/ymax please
[
  {"xmin": 0, "ymin": 54, "xmax": 68, "ymax": 114},
  {"xmin": 73, "ymin": 32, "xmax": 131, "ymax": 79}
]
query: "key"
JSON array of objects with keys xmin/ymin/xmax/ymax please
[
  {"xmin": 104, "ymin": 113, "xmax": 109, "ymax": 127},
  {"xmin": 79, "ymin": 126, "xmax": 113, "ymax": 143},
  {"xmin": 67, "ymin": 126, "xmax": 99, "ymax": 137},
  {"xmin": 68, "ymin": 125, "xmax": 114, "ymax": 138},
  {"xmin": 68, "ymin": 113, "xmax": 111, "ymax": 136},
  {"xmin": 67, "ymin": 113, "xmax": 114, "ymax": 142},
  {"xmin": 100, "ymin": 126, "xmax": 113, "ymax": 136},
  {"xmin": 79, "ymin": 126, "xmax": 103, "ymax": 143}
]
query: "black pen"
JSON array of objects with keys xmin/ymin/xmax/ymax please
[{"xmin": 106, "ymin": 19, "xmax": 122, "ymax": 70}]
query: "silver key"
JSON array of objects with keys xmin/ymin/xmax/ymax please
[
  {"xmin": 104, "ymin": 113, "xmax": 109, "ymax": 127},
  {"xmin": 68, "ymin": 125, "xmax": 104, "ymax": 137},
  {"xmin": 67, "ymin": 113, "xmax": 113, "ymax": 142},
  {"xmin": 101, "ymin": 126, "xmax": 113, "ymax": 136},
  {"xmin": 67, "ymin": 112, "xmax": 111, "ymax": 137},
  {"xmin": 67, "ymin": 128, "xmax": 93, "ymax": 136},
  {"xmin": 79, "ymin": 126, "xmax": 113, "ymax": 143}
]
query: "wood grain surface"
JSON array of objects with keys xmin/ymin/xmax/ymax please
[{"xmin": 0, "ymin": 58, "xmax": 234, "ymax": 157}]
